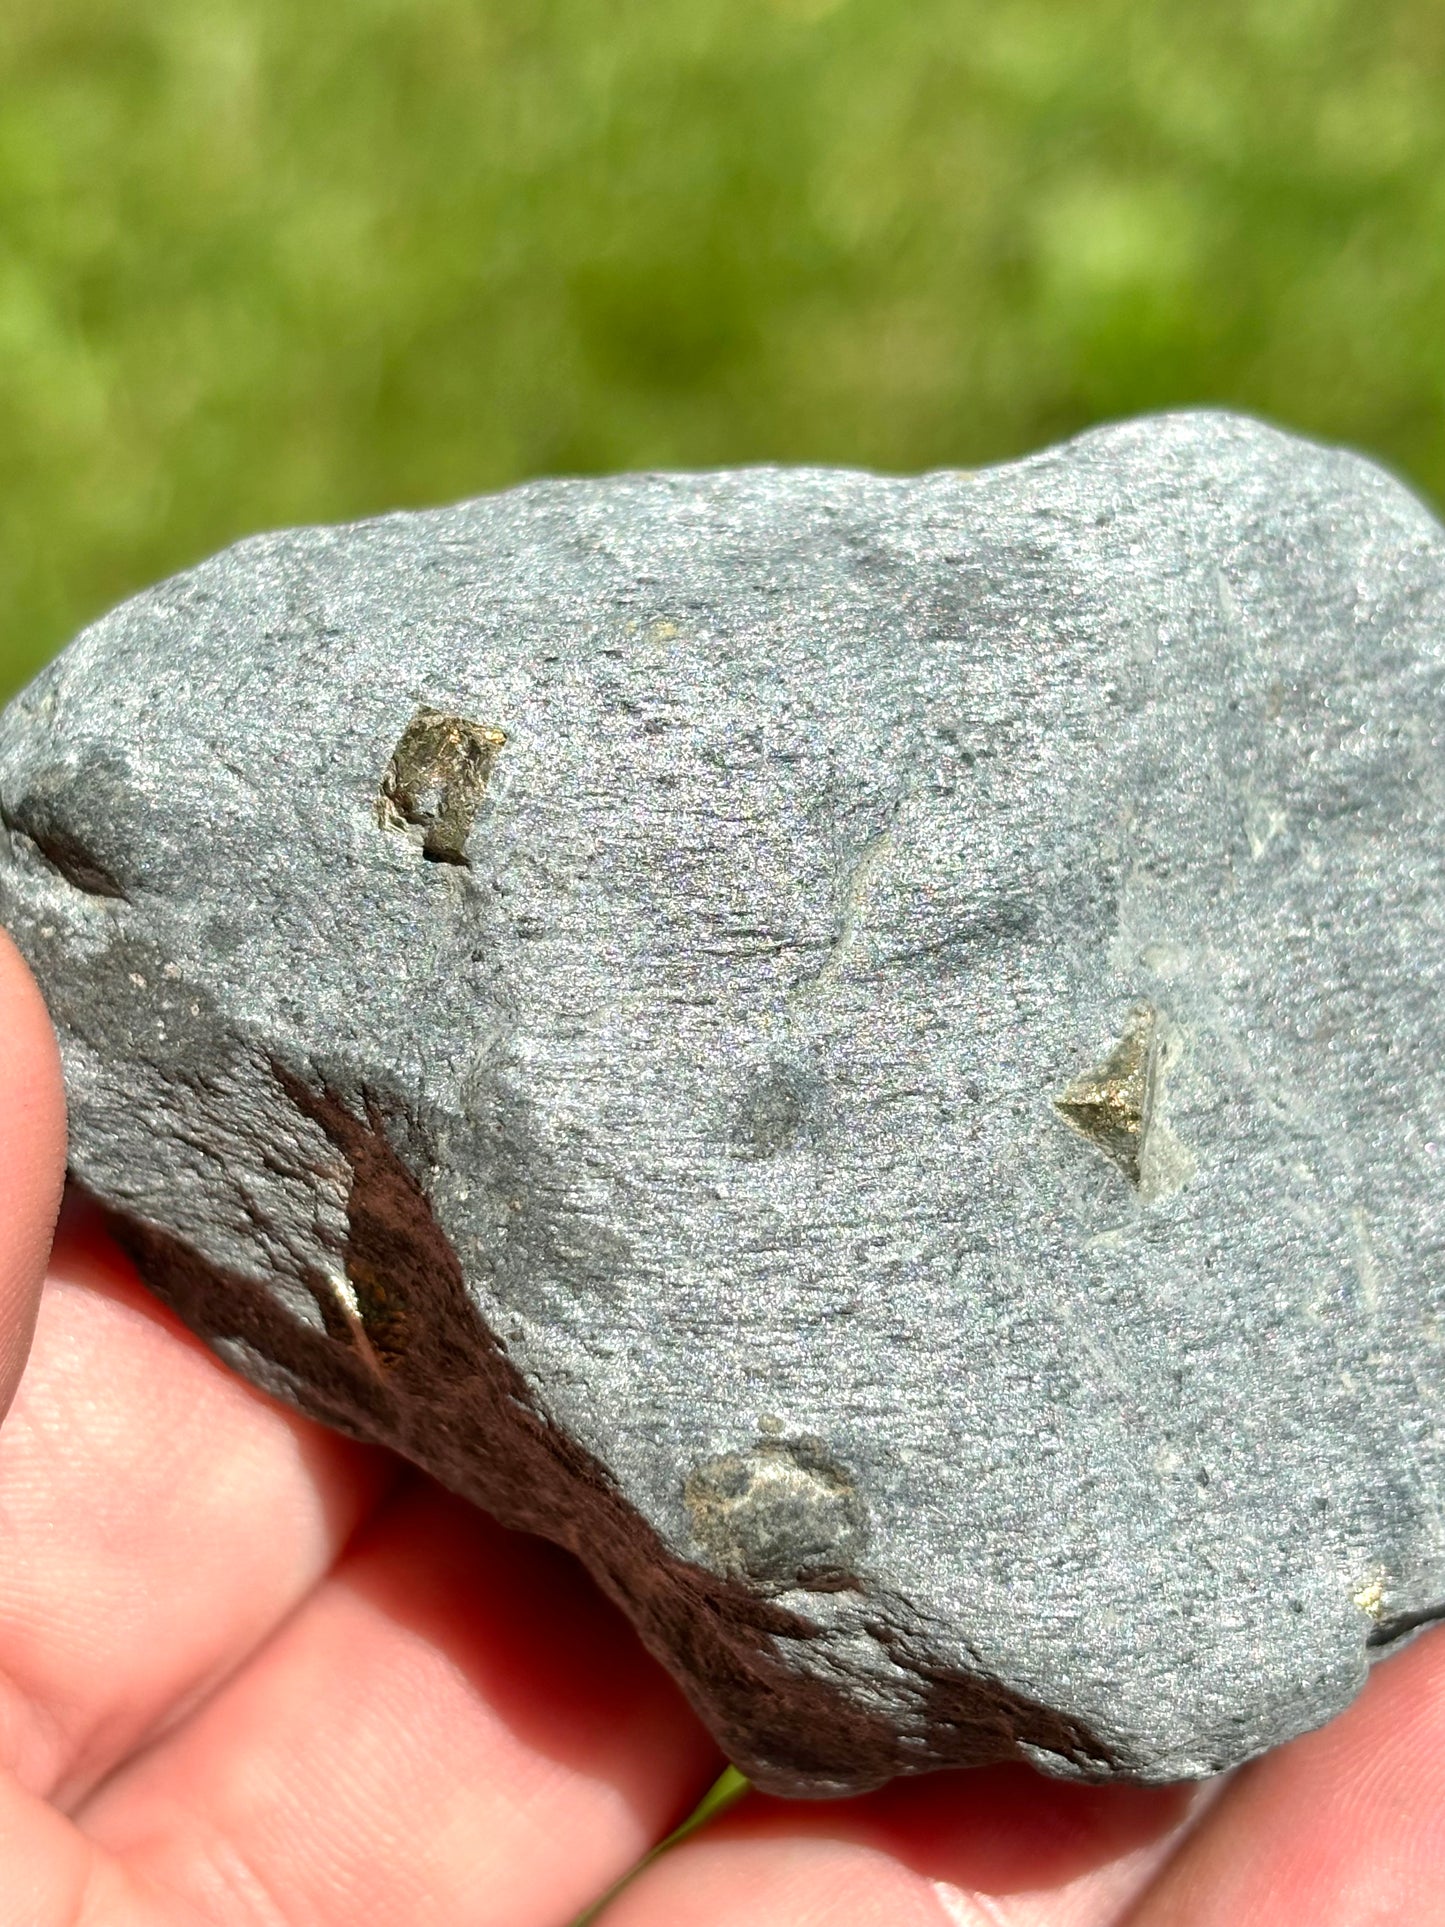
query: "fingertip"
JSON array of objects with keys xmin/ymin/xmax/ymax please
[{"xmin": 0, "ymin": 927, "xmax": 66, "ymax": 1415}]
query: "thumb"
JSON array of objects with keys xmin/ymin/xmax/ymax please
[{"xmin": 0, "ymin": 928, "xmax": 66, "ymax": 1420}]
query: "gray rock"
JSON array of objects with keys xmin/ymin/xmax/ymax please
[{"xmin": 3, "ymin": 410, "xmax": 1445, "ymax": 1795}]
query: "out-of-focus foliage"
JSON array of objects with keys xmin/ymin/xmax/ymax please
[{"xmin": 1, "ymin": 0, "xmax": 1442, "ymax": 693}]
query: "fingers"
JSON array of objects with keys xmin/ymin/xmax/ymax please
[
  {"xmin": 599, "ymin": 1824, "xmax": 951, "ymax": 1927},
  {"xmin": 595, "ymin": 1764, "xmax": 1202, "ymax": 1927},
  {"xmin": 79, "ymin": 1477, "xmax": 724, "ymax": 1927},
  {"xmin": 1122, "ymin": 1625, "xmax": 1445, "ymax": 1925},
  {"xmin": 0, "ymin": 929, "xmax": 66, "ymax": 1418},
  {"xmin": 0, "ymin": 1210, "xmax": 394, "ymax": 1807}
]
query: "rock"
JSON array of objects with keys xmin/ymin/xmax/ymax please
[{"xmin": 3, "ymin": 410, "xmax": 1445, "ymax": 1795}]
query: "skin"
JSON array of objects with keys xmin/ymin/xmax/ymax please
[{"xmin": 1, "ymin": 926, "xmax": 1443, "ymax": 1927}]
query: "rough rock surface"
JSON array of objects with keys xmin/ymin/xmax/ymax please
[{"xmin": 3, "ymin": 411, "xmax": 1445, "ymax": 1795}]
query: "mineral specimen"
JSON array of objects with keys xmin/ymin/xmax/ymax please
[{"xmin": 3, "ymin": 410, "xmax": 1444, "ymax": 1795}]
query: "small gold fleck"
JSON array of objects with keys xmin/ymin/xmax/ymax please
[{"xmin": 1353, "ymin": 1575, "xmax": 1387, "ymax": 1620}]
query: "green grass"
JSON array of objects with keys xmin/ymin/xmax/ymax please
[
  {"xmin": 2, "ymin": 0, "xmax": 1443, "ymax": 697},
  {"xmin": 571, "ymin": 1766, "xmax": 748, "ymax": 1925}
]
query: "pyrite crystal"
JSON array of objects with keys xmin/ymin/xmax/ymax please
[{"xmin": 3, "ymin": 412, "xmax": 1444, "ymax": 1794}]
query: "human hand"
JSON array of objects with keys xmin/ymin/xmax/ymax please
[{"xmin": 1, "ymin": 927, "xmax": 1441, "ymax": 1927}]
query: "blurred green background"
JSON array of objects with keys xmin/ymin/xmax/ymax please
[{"xmin": 1, "ymin": 0, "xmax": 1442, "ymax": 698}]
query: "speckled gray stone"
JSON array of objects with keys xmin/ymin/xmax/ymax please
[{"xmin": 3, "ymin": 410, "xmax": 1445, "ymax": 1795}]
